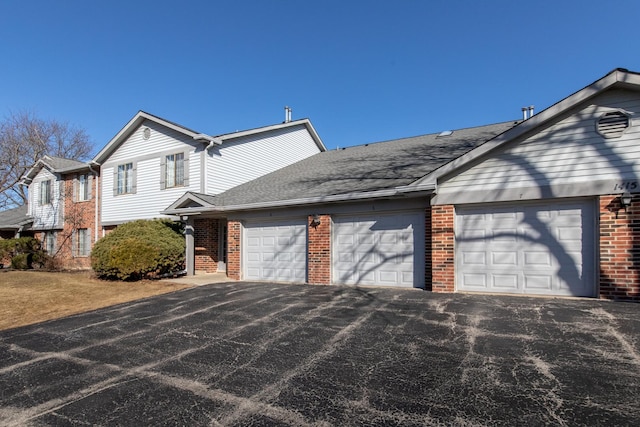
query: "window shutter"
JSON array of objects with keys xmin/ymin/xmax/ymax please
[
  {"xmin": 72, "ymin": 174, "xmax": 78, "ymax": 202},
  {"xmin": 183, "ymin": 152, "xmax": 190, "ymax": 187},
  {"xmin": 113, "ymin": 167, "xmax": 118, "ymax": 196},
  {"xmin": 131, "ymin": 162, "xmax": 137, "ymax": 194},
  {"xmin": 88, "ymin": 174, "xmax": 93, "ymax": 200},
  {"xmin": 87, "ymin": 228, "xmax": 92, "ymax": 255},
  {"xmin": 72, "ymin": 230, "xmax": 77, "ymax": 257},
  {"xmin": 160, "ymin": 156, "xmax": 167, "ymax": 190}
]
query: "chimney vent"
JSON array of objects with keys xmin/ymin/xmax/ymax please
[{"xmin": 284, "ymin": 106, "xmax": 292, "ymax": 123}]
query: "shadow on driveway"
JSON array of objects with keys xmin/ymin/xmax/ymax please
[{"xmin": 1, "ymin": 282, "xmax": 639, "ymax": 426}]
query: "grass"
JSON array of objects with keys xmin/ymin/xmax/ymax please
[{"xmin": 0, "ymin": 270, "xmax": 192, "ymax": 331}]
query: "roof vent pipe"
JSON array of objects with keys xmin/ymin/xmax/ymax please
[
  {"xmin": 522, "ymin": 107, "xmax": 528, "ymax": 120},
  {"xmin": 528, "ymin": 105, "xmax": 534, "ymax": 118},
  {"xmin": 284, "ymin": 106, "xmax": 292, "ymax": 123}
]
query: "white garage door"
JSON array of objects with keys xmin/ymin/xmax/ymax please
[
  {"xmin": 456, "ymin": 200, "xmax": 595, "ymax": 296},
  {"xmin": 244, "ymin": 219, "xmax": 307, "ymax": 282},
  {"xmin": 333, "ymin": 212, "xmax": 425, "ymax": 288}
]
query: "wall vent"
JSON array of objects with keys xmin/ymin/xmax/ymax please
[{"xmin": 596, "ymin": 112, "xmax": 630, "ymax": 139}]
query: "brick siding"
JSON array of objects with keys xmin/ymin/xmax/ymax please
[
  {"xmin": 599, "ymin": 194, "xmax": 640, "ymax": 301},
  {"xmin": 431, "ymin": 205, "xmax": 455, "ymax": 292},
  {"xmin": 307, "ymin": 214, "xmax": 331, "ymax": 284},
  {"xmin": 227, "ymin": 220, "xmax": 241, "ymax": 280},
  {"xmin": 194, "ymin": 218, "xmax": 219, "ymax": 273}
]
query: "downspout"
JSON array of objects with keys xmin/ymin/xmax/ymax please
[{"xmin": 89, "ymin": 161, "xmax": 100, "ymax": 242}]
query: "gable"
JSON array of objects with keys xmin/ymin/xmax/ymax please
[
  {"xmin": 434, "ymin": 88, "xmax": 640, "ymax": 204},
  {"xmin": 102, "ymin": 119, "xmax": 202, "ymax": 165}
]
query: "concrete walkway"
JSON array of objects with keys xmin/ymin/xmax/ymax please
[{"xmin": 161, "ymin": 272, "xmax": 231, "ymax": 286}]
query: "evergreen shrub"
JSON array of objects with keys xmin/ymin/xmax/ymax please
[
  {"xmin": 91, "ymin": 219, "xmax": 185, "ymax": 281},
  {"xmin": 0, "ymin": 237, "xmax": 48, "ymax": 269}
]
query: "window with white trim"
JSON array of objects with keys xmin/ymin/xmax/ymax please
[
  {"xmin": 45, "ymin": 231, "xmax": 56, "ymax": 255},
  {"xmin": 74, "ymin": 228, "xmax": 91, "ymax": 257},
  {"xmin": 77, "ymin": 174, "xmax": 90, "ymax": 201},
  {"xmin": 39, "ymin": 180, "xmax": 52, "ymax": 205},
  {"xmin": 116, "ymin": 163, "xmax": 134, "ymax": 195},
  {"xmin": 164, "ymin": 152, "xmax": 185, "ymax": 188}
]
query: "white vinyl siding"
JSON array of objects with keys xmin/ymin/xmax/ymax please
[
  {"xmin": 29, "ymin": 169, "xmax": 63, "ymax": 229},
  {"xmin": 206, "ymin": 125, "xmax": 321, "ymax": 194},
  {"xmin": 456, "ymin": 200, "xmax": 595, "ymax": 297},
  {"xmin": 101, "ymin": 121, "xmax": 201, "ymax": 224},
  {"xmin": 438, "ymin": 90, "xmax": 640, "ymax": 200}
]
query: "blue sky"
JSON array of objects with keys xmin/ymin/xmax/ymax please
[{"xmin": 2, "ymin": 0, "xmax": 640, "ymax": 154}]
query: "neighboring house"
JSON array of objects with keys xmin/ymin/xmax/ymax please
[
  {"xmin": 0, "ymin": 205, "xmax": 31, "ymax": 240},
  {"xmin": 21, "ymin": 156, "xmax": 98, "ymax": 269},
  {"xmin": 165, "ymin": 68, "xmax": 640, "ymax": 301},
  {"xmin": 10, "ymin": 111, "xmax": 325, "ymax": 270}
]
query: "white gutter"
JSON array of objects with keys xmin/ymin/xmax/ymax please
[
  {"xmin": 162, "ymin": 184, "xmax": 435, "ymax": 215},
  {"xmin": 193, "ymin": 134, "xmax": 223, "ymax": 150}
]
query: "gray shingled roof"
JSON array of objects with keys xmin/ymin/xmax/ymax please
[
  {"xmin": 44, "ymin": 156, "xmax": 87, "ymax": 171},
  {"xmin": 214, "ymin": 121, "xmax": 518, "ymax": 207},
  {"xmin": 0, "ymin": 205, "xmax": 30, "ymax": 229}
]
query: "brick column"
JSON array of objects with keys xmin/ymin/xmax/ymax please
[
  {"xmin": 308, "ymin": 214, "xmax": 331, "ymax": 284},
  {"xmin": 599, "ymin": 194, "xmax": 640, "ymax": 301},
  {"xmin": 227, "ymin": 220, "xmax": 241, "ymax": 280},
  {"xmin": 431, "ymin": 205, "xmax": 455, "ymax": 292},
  {"xmin": 424, "ymin": 208, "xmax": 432, "ymax": 291}
]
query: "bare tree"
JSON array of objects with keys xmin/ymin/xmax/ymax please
[{"xmin": 0, "ymin": 111, "xmax": 92, "ymax": 210}]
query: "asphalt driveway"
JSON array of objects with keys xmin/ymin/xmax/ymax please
[{"xmin": 1, "ymin": 282, "xmax": 639, "ymax": 426}]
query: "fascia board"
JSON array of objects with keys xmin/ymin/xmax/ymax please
[
  {"xmin": 165, "ymin": 192, "xmax": 216, "ymax": 211},
  {"xmin": 163, "ymin": 185, "xmax": 434, "ymax": 215},
  {"xmin": 217, "ymin": 119, "xmax": 327, "ymax": 152},
  {"xmin": 416, "ymin": 69, "xmax": 640, "ymax": 187},
  {"xmin": 92, "ymin": 111, "xmax": 209, "ymax": 164}
]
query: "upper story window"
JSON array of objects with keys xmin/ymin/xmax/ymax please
[
  {"xmin": 39, "ymin": 180, "xmax": 52, "ymax": 205},
  {"xmin": 76, "ymin": 173, "xmax": 91, "ymax": 201},
  {"xmin": 162, "ymin": 152, "xmax": 186, "ymax": 189},
  {"xmin": 116, "ymin": 162, "xmax": 134, "ymax": 195}
]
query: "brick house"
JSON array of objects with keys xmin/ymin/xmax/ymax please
[{"xmin": 165, "ymin": 68, "xmax": 640, "ymax": 301}]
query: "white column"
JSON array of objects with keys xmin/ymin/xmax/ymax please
[{"xmin": 185, "ymin": 217, "xmax": 195, "ymax": 276}]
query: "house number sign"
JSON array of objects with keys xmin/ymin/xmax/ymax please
[{"xmin": 613, "ymin": 181, "xmax": 638, "ymax": 191}]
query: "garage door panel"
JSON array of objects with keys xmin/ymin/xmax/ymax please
[
  {"xmin": 464, "ymin": 274, "xmax": 487, "ymax": 288},
  {"xmin": 524, "ymin": 275, "xmax": 552, "ymax": 290},
  {"xmin": 333, "ymin": 212, "xmax": 425, "ymax": 288},
  {"xmin": 456, "ymin": 200, "xmax": 594, "ymax": 297},
  {"xmin": 523, "ymin": 252, "xmax": 552, "ymax": 266},
  {"xmin": 332, "ymin": 212, "xmax": 424, "ymax": 287},
  {"xmin": 493, "ymin": 252, "xmax": 517, "ymax": 265},
  {"xmin": 244, "ymin": 220, "xmax": 307, "ymax": 283},
  {"xmin": 492, "ymin": 274, "xmax": 519, "ymax": 289}
]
